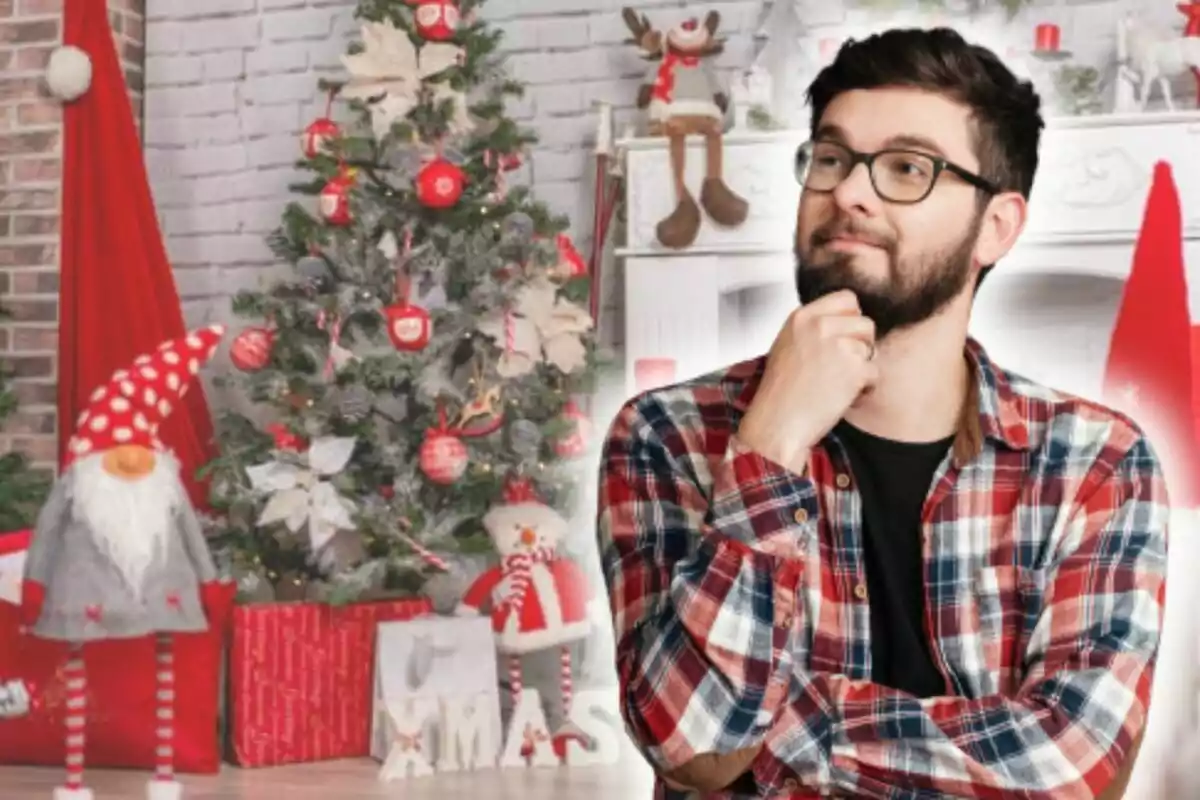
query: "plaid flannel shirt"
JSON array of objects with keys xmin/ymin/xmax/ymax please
[{"xmin": 597, "ymin": 338, "xmax": 1169, "ymax": 799}]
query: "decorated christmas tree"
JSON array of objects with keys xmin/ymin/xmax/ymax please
[
  {"xmin": 202, "ymin": 0, "xmax": 605, "ymax": 604},
  {"xmin": 0, "ymin": 306, "xmax": 52, "ymax": 532}
]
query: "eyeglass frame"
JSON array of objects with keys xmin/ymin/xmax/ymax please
[{"xmin": 794, "ymin": 138, "xmax": 1001, "ymax": 204}]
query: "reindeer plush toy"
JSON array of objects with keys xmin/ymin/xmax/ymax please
[{"xmin": 622, "ymin": 8, "xmax": 749, "ymax": 249}]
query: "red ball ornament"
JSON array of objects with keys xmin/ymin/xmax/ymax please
[
  {"xmin": 553, "ymin": 399, "xmax": 592, "ymax": 459},
  {"xmin": 409, "ymin": 0, "xmax": 460, "ymax": 41},
  {"xmin": 416, "ymin": 157, "xmax": 465, "ymax": 208},
  {"xmin": 302, "ymin": 117, "xmax": 340, "ymax": 158},
  {"xmin": 385, "ymin": 301, "xmax": 432, "ymax": 351},
  {"xmin": 230, "ymin": 326, "xmax": 275, "ymax": 372},
  {"xmin": 420, "ymin": 408, "xmax": 468, "ymax": 484},
  {"xmin": 319, "ymin": 167, "xmax": 356, "ymax": 226}
]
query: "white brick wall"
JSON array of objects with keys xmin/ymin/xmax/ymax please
[{"xmin": 142, "ymin": 0, "xmax": 767, "ymax": 355}]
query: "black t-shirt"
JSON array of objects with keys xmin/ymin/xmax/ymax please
[{"xmin": 834, "ymin": 420, "xmax": 952, "ymax": 698}]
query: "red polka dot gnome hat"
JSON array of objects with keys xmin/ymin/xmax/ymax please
[{"xmin": 63, "ymin": 324, "xmax": 226, "ymax": 466}]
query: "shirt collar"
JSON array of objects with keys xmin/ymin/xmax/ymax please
[{"xmin": 730, "ymin": 336, "xmax": 1032, "ymax": 465}]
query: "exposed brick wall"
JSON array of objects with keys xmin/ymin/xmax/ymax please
[{"xmin": 0, "ymin": 0, "xmax": 146, "ymax": 470}]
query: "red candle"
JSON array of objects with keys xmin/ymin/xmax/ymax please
[
  {"xmin": 634, "ymin": 358, "xmax": 677, "ymax": 392},
  {"xmin": 1034, "ymin": 23, "xmax": 1060, "ymax": 53}
]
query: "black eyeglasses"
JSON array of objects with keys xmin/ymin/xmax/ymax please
[{"xmin": 795, "ymin": 139, "xmax": 1000, "ymax": 204}]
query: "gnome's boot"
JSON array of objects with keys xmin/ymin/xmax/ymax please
[
  {"xmin": 146, "ymin": 634, "xmax": 183, "ymax": 800},
  {"xmin": 56, "ymin": 645, "xmax": 93, "ymax": 800},
  {"xmin": 700, "ymin": 131, "xmax": 748, "ymax": 228},
  {"xmin": 656, "ymin": 131, "xmax": 703, "ymax": 249}
]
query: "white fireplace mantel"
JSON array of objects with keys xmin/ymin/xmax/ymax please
[{"xmin": 616, "ymin": 108, "xmax": 1200, "ymax": 798}]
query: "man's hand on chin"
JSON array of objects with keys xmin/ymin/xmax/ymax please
[{"xmin": 662, "ymin": 744, "xmax": 764, "ymax": 793}]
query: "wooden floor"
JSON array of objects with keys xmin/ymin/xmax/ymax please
[{"xmin": 1, "ymin": 756, "xmax": 656, "ymax": 798}]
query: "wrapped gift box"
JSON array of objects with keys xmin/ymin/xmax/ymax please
[{"xmin": 227, "ymin": 598, "xmax": 432, "ymax": 767}]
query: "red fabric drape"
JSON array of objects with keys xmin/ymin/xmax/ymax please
[
  {"xmin": 59, "ymin": 0, "xmax": 217, "ymax": 508},
  {"xmin": 1102, "ymin": 161, "xmax": 1199, "ymax": 505}
]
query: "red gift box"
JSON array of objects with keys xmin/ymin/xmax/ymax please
[
  {"xmin": 0, "ymin": 529, "xmax": 235, "ymax": 774},
  {"xmin": 226, "ymin": 598, "xmax": 433, "ymax": 767}
]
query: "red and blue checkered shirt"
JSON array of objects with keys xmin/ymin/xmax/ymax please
[{"xmin": 597, "ymin": 339, "xmax": 1168, "ymax": 799}]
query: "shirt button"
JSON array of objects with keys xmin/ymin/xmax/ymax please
[
  {"xmin": 835, "ymin": 473, "xmax": 851, "ymax": 489},
  {"xmin": 853, "ymin": 583, "xmax": 868, "ymax": 600},
  {"xmin": 793, "ymin": 508, "xmax": 808, "ymax": 524}
]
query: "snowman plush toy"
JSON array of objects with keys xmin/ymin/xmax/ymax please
[{"xmin": 456, "ymin": 474, "xmax": 591, "ymax": 758}]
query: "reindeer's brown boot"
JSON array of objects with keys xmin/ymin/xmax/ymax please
[
  {"xmin": 656, "ymin": 191, "xmax": 701, "ymax": 249},
  {"xmin": 700, "ymin": 178, "xmax": 749, "ymax": 228},
  {"xmin": 699, "ymin": 125, "xmax": 749, "ymax": 228}
]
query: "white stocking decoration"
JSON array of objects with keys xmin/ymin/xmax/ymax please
[
  {"xmin": 500, "ymin": 688, "xmax": 556, "ymax": 768},
  {"xmin": 379, "ymin": 698, "xmax": 434, "ymax": 781}
]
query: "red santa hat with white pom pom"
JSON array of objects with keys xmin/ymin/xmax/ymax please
[{"xmin": 63, "ymin": 324, "xmax": 226, "ymax": 467}]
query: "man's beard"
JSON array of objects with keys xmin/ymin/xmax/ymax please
[
  {"xmin": 71, "ymin": 451, "xmax": 183, "ymax": 597},
  {"xmin": 794, "ymin": 212, "xmax": 982, "ymax": 340}
]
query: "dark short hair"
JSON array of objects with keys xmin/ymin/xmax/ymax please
[{"xmin": 806, "ymin": 27, "xmax": 1044, "ymax": 200}]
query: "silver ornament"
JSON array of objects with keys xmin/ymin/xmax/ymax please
[
  {"xmin": 500, "ymin": 211, "xmax": 535, "ymax": 242},
  {"xmin": 337, "ymin": 384, "xmax": 374, "ymax": 421},
  {"xmin": 508, "ymin": 418, "xmax": 542, "ymax": 458}
]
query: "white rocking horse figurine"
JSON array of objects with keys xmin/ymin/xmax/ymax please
[{"xmin": 1116, "ymin": 13, "xmax": 1200, "ymax": 111}]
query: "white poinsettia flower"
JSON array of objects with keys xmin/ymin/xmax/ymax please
[
  {"xmin": 246, "ymin": 436, "xmax": 358, "ymax": 551},
  {"xmin": 476, "ymin": 275, "xmax": 593, "ymax": 376},
  {"xmin": 340, "ymin": 19, "xmax": 471, "ymax": 139}
]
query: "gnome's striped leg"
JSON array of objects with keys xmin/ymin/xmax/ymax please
[
  {"xmin": 153, "ymin": 633, "xmax": 176, "ymax": 783},
  {"xmin": 145, "ymin": 633, "xmax": 185, "ymax": 799},
  {"xmin": 61, "ymin": 643, "xmax": 89, "ymax": 796}
]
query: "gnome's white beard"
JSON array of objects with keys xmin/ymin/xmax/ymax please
[{"xmin": 71, "ymin": 451, "xmax": 184, "ymax": 596}]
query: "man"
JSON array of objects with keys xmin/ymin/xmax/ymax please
[{"xmin": 596, "ymin": 27, "xmax": 1168, "ymax": 799}]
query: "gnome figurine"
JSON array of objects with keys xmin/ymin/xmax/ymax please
[
  {"xmin": 20, "ymin": 325, "xmax": 228, "ymax": 800},
  {"xmin": 456, "ymin": 474, "xmax": 591, "ymax": 759}
]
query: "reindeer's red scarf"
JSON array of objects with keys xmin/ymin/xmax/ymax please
[{"xmin": 651, "ymin": 51, "xmax": 700, "ymax": 102}]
